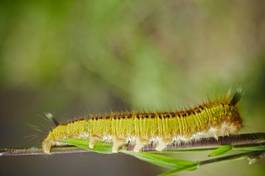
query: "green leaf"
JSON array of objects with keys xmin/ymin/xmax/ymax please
[
  {"xmin": 123, "ymin": 152, "xmax": 198, "ymax": 170},
  {"xmin": 208, "ymin": 145, "xmax": 232, "ymax": 157},
  {"xmin": 92, "ymin": 141, "xmax": 112, "ymax": 154},
  {"xmin": 235, "ymin": 146, "xmax": 265, "ymax": 151},
  {"xmin": 64, "ymin": 138, "xmax": 90, "ymax": 150},
  {"xmin": 63, "ymin": 138, "xmax": 112, "ymax": 154},
  {"xmin": 159, "ymin": 164, "xmax": 198, "ymax": 176}
]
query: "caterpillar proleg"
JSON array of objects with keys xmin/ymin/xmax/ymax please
[{"xmin": 42, "ymin": 91, "xmax": 242, "ymax": 154}]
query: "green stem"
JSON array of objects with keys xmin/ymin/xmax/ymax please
[
  {"xmin": 0, "ymin": 132, "xmax": 265, "ymax": 157},
  {"xmin": 199, "ymin": 150, "xmax": 265, "ymax": 166}
]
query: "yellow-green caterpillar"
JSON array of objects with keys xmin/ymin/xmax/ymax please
[{"xmin": 42, "ymin": 91, "xmax": 242, "ymax": 154}]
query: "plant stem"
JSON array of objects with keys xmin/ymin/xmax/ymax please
[
  {"xmin": 0, "ymin": 132, "xmax": 265, "ymax": 157},
  {"xmin": 199, "ymin": 150, "xmax": 265, "ymax": 166}
]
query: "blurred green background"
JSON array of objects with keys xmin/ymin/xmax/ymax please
[{"xmin": 0, "ymin": 0, "xmax": 264, "ymax": 176}]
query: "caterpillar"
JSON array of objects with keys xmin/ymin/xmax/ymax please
[{"xmin": 42, "ymin": 91, "xmax": 242, "ymax": 154}]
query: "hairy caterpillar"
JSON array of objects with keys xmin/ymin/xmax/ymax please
[{"xmin": 42, "ymin": 91, "xmax": 242, "ymax": 154}]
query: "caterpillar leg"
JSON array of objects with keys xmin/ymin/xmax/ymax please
[
  {"xmin": 89, "ymin": 136, "xmax": 99, "ymax": 149},
  {"xmin": 208, "ymin": 127, "xmax": 218, "ymax": 140},
  {"xmin": 155, "ymin": 138, "xmax": 171, "ymax": 151},
  {"xmin": 42, "ymin": 139, "xmax": 53, "ymax": 154},
  {"xmin": 220, "ymin": 122, "xmax": 238, "ymax": 136},
  {"xmin": 112, "ymin": 136, "xmax": 126, "ymax": 153},
  {"xmin": 133, "ymin": 138, "xmax": 149, "ymax": 152}
]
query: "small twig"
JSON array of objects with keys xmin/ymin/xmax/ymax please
[
  {"xmin": 142, "ymin": 132, "xmax": 265, "ymax": 151},
  {"xmin": 1, "ymin": 133, "xmax": 265, "ymax": 157},
  {"xmin": 199, "ymin": 150, "xmax": 265, "ymax": 166},
  {"xmin": 0, "ymin": 147, "xmax": 88, "ymax": 157}
]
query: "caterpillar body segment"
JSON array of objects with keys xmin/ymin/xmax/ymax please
[{"xmin": 42, "ymin": 92, "xmax": 243, "ymax": 154}]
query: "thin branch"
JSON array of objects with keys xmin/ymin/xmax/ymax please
[
  {"xmin": 142, "ymin": 132, "xmax": 265, "ymax": 151},
  {"xmin": 0, "ymin": 147, "xmax": 88, "ymax": 157},
  {"xmin": 199, "ymin": 150, "xmax": 265, "ymax": 166},
  {"xmin": 1, "ymin": 133, "xmax": 265, "ymax": 157}
]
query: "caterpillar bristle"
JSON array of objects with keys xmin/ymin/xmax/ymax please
[{"xmin": 230, "ymin": 89, "xmax": 242, "ymax": 106}]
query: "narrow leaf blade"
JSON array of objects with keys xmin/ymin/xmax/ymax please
[
  {"xmin": 64, "ymin": 138, "xmax": 89, "ymax": 150},
  {"xmin": 123, "ymin": 152, "xmax": 197, "ymax": 169},
  {"xmin": 63, "ymin": 138, "xmax": 112, "ymax": 154},
  {"xmin": 159, "ymin": 164, "xmax": 198, "ymax": 176},
  {"xmin": 92, "ymin": 141, "xmax": 112, "ymax": 154},
  {"xmin": 208, "ymin": 145, "xmax": 232, "ymax": 157}
]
